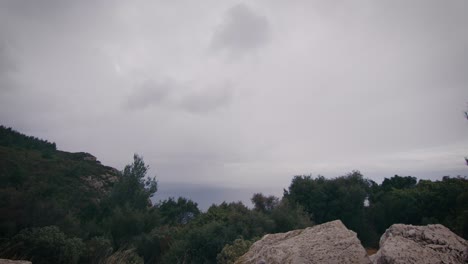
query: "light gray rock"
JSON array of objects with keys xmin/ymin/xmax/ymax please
[
  {"xmin": 235, "ymin": 220, "xmax": 371, "ymax": 264},
  {"xmin": 371, "ymin": 223, "xmax": 468, "ymax": 264},
  {"xmin": 0, "ymin": 259, "xmax": 31, "ymax": 264}
]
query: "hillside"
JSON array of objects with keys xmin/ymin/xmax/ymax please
[
  {"xmin": 0, "ymin": 126, "xmax": 121, "ymax": 238},
  {"xmin": 0, "ymin": 126, "xmax": 467, "ymax": 264}
]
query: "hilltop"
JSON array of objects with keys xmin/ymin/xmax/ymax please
[{"xmin": 0, "ymin": 126, "xmax": 121, "ymax": 238}]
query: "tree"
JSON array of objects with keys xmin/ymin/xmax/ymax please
[
  {"xmin": 251, "ymin": 193, "xmax": 279, "ymax": 213},
  {"xmin": 284, "ymin": 171, "xmax": 373, "ymax": 244},
  {"xmin": 269, "ymin": 198, "xmax": 312, "ymax": 233},
  {"xmin": 381, "ymin": 175, "xmax": 417, "ymax": 191},
  {"xmin": 158, "ymin": 197, "xmax": 200, "ymax": 225},
  {"xmin": 110, "ymin": 154, "xmax": 157, "ymax": 210}
]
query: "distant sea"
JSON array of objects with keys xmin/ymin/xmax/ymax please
[
  {"xmin": 152, "ymin": 182, "xmax": 283, "ymax": 211},
  {"xmin": 151, "ymin": 170, "xmax": 468, "ymax": 211}
]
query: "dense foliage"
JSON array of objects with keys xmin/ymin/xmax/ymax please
[
  {"xmin": 216, "ymin": 238, "xmax": 256, "ymax": 264},
  {"xmin": 0, "ymin": 126, "xmax": 467, "ymax": 263},
  {"xmin": 0, "ymin": 126, "xmax": 56, "ymax": 151},
  {"xmin": 285, "ymin": 173, "xmax": 468, "ymax": 247},
  {"xmin": 0, "ymin": 137, "xmax": 119, "ymax": 239}
]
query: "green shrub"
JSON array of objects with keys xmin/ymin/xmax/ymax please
[
  {"xmin": 0, "ymin": 226, "xmax": 84, "ymax": 264},
  {"xmin": 81, "ymin": 236, "xmax": 113, "ymax": 264},
  {"xmin": 216, "ymin": 238, "xmax": 255, "ymax": 264},
  {"xmin": 103, "ymin": 248, "xmax": 143, "ymax": 264}
]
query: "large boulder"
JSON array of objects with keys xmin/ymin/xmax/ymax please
[
  {"xmin": 235, "ymin": 220, "xmax": 371, "ymax": 264},
  {"xmin": 371, "ymin": 224, "xmax": 468, "ymax": 264}
]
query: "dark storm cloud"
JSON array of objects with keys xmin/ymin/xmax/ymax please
[{"xmin": 211, "ymin": 3, "xmax": 270, "ymax": 55}]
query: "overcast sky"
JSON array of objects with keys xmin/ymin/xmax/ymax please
[{"xmin": 1, "ymin": 0, "xmax": 467, "ymax": 193}]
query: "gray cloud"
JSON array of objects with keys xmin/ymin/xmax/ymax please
[
  {"xmin": 125, "ymin": 78, "xmax": 233, "ymax": 114},
  {"xmin": 211, "ymin": 4, "xmax": 270, "ymax": 55},
  {"xmin": 1, "ymin": 0, "xmax": 467, "ymax": 199},
  {"xmin": 126, "ymin": 79, "xmax": 172, "ymax": 110},
  {"xmin": 0, "ymin": 43, "xmax": 16, "ymax": 76},
  {"xmin": 179, "ymin": 84, "xmax": 233, "ymax": 113},
  {"xmin": 0, "ymin": 42, "xmax": 18, "ymax": 92}
]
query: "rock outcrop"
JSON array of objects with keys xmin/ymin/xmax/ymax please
[
  {"xmin": 0, "ymin": 259, "xmax": 31, "ymax": 264},
  {"xmin": 235, "ymin": 220, "xmax": 371, "ymax": 264},
  {"xmin": 370, "ymin": 223, "xmax": 468, "ymax": 264}
]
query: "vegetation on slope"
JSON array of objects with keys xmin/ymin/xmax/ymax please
[
  {"xmin": 0, "ymin": 126, "xmax": 467, "ymax": 263},
  {"xmin": 0, "ymin": 126, "xmax": 120, "ymax": 240}
]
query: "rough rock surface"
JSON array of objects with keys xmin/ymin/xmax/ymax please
[
  {"xmin": 0, "ymin": 259, "xmax": 31, "ymax": 264},
  {"xmin": 235, "ymin": 220, "xmax": 371, "ymax": 264},
  {"xmin": 371, "ymin": 224, "xmax": 468, "ymax": 264}
]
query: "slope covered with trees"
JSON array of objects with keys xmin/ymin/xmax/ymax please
[
  {"xmin": 0, "ymin": 126, "xmax": 467, "ymax": 263},
  {"xmin": 0, "ymin": 126, "xmax": 121, "ymax": 239}
]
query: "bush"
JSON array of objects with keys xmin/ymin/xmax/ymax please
[
  {"xmin": 81, "ymin": 237, "xmax": 113, "ymax": 264},
  {"xmin": 102, "ymin": 249, "xmax": 143, "ymax": 264},
  {"xmin": 0, "ymin": 226, "xmax": 84, "ymax": 264},
  {"xmin": 133, "ymin": 226, "xmax": 175, "ymax": 263},
  {"xmin": 217, "ymin": 238, "xmax": 255, "ymax": 264}
]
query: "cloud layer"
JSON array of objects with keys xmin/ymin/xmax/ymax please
[
  {"xmin": 211, "ymin": 4, "xmax": 270, "ymax": 56},
  {"xmin": 1, "ymin": 0, "xmax": 467, "ymax": 193}
]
